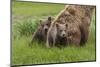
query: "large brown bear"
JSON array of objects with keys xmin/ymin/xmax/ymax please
[
  {"xmin": 46, "ymin": 5, "xmax": 95, "ymax": 47},
  {"xmin": 46, "ymin": 5, "xmax": 81, "ymax": 47},
  {"xmin": 31, "ymin": 17, "xmax": 54, "ymax": 45},
  {"xmin": 66, "ymin": 5, "xmax": 95, "ymax": 45}
]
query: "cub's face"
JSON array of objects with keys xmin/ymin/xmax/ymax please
[
  {"xmin": 56, "ymin": 23, "xmax": 68, "ymax": 38},
  {"xmin": 40, "ymin": 17, "xmax": 53, "ymax": 35}
]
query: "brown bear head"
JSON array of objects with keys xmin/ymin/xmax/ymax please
[
  {"xmin": 56, "ymin": 23, "xmax": 68, "ymax": 38},
  {"xmin": 40, "ymin": 17, "xmax": 53, "ymax": 35}
]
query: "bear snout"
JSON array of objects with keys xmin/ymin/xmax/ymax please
[
  {"xmin": 62, "ymin": 34, "xmax": 66, "ymax": 37},
  {"xmin": 61, "ymin": 31, "xmax": 66, "ymax": 38},
  {"xmin": 45, "ymin": 28, "xmax": 48, "ymax": 33}
]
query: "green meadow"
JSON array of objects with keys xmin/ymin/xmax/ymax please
[{"xmin": 12, "ymin": 1, "xmax": 96, "ymax": 66}]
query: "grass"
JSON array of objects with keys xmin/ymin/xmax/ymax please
[
  {"xmin": 12, "ymin": 1, "xmax": 96, "ymax": 66},
  {"xmin": 12, "ymin": 1, "xmax": 64, "ymax": 17},
  {"xmin": 12, "ymin": 35, "xmax": 95, "ymax": 65}
]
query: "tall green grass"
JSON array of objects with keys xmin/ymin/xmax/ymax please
[
  {"xmin": 12, "ymin": 34, "xmax": 95, "ymax": 65},
  {"xmin": 12, "ymin": 1, "xmax": 96, "ymax": 66},
  {"xmin": 12, "ymin": 19, "xmax": 39, "ymax": 37}
]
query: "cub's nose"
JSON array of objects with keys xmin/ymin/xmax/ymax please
[
  {"xmin": 45, "ymin": 28, "xmax": 48, "ymax": 32},
  {"xmin": 44, "ymin": 28, "xmax": 48, "ymax": 35},
  {"xmin": 62, "ymin": 34, "xmax": 66, "ymax": 37}
]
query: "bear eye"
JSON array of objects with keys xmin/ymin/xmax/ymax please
[
  {"xmin": 46, "ymin": 24, "xmax": 48, "ymax": 26},
  {"xmin": 60, "ymin": 30, "xmax": 62, "ymax": 32}
]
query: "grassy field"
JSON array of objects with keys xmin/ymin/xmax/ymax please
[{"xmin": 12, "ymin": 1, "xmax": 96, "ymax": 66}]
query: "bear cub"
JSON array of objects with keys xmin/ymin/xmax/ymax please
[
  {"xmin": 31, "ymin": 17, "xmax": 53, "ymax": 45},
  {"xmin": 46, "ymin": 23, "xmax": 68, "ymax": 48}
]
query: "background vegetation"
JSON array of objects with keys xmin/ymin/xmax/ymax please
[{"xmin": 12, "ymin": 1, "xmax": 96, "ymax": 66}]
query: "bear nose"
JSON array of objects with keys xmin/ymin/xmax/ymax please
[
  {"xmin": 62, "ymin": 34, "xmax": 65, "ymax": 37},
  {"xmin": 44, "ymin": 26, "xmax": 48, "ymax": 31},
  {"xmin": 45, "ymin": 28, "xmax": 48, "ymax": 32}
]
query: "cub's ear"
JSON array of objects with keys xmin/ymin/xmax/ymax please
[
  {"xmin": 48, "ymin": 16, "xmax": 52, "ymax": 21},
  {"xmin": 65, "ymin": 23, "xmax": 68, "ymax": 28},
  {"xmin": 39, "ymin": 20, "xmax": 44, "ymax": 26},
  {"xmin": 39, "ymin": 20, "xmax": 42, "ymax": 25},
  {"xmin": 56, "ymin": 23, "xmax": 59, "ymax": 28}
]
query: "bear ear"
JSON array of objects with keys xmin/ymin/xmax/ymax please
[
  {"xmin": 68, "ymin": 8, "xmax": 75, "ymax": 16},
  {"xmin": 56, "ymin": 23, "xmax": 59, "ymax": 28},
  {"xmin": 39, "ymin": 20, "xmax": 42, "ymax": 25},
  {"xmin": 39, "ymin": 20, "xmax": 44, "ymax": 26},
  {"xmin": 48, "ymin": 16, "xmax": 52, "ymax": 21},
  {"xmin": 65, "ymin": 23, "xmax": 68, "ymax": 28}
]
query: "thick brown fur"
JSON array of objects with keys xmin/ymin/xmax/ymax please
[
  {"xmin": 30, "ymin": 17, "xmax": 54, "ymax": 46},
  {"xmin": 67, "ymin": 5, "xmax": 95, "ymax": 45},
  {"xmin": 67, "ymin": 23, "xmax": 81, "ymax": 46},
  {"xmin": 46, "ymin": 23, "xmax": 68, "ymax": 48},
  {"xmin": 47, "ymin": 5, "xmax": 95, "ymax": 47}
]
